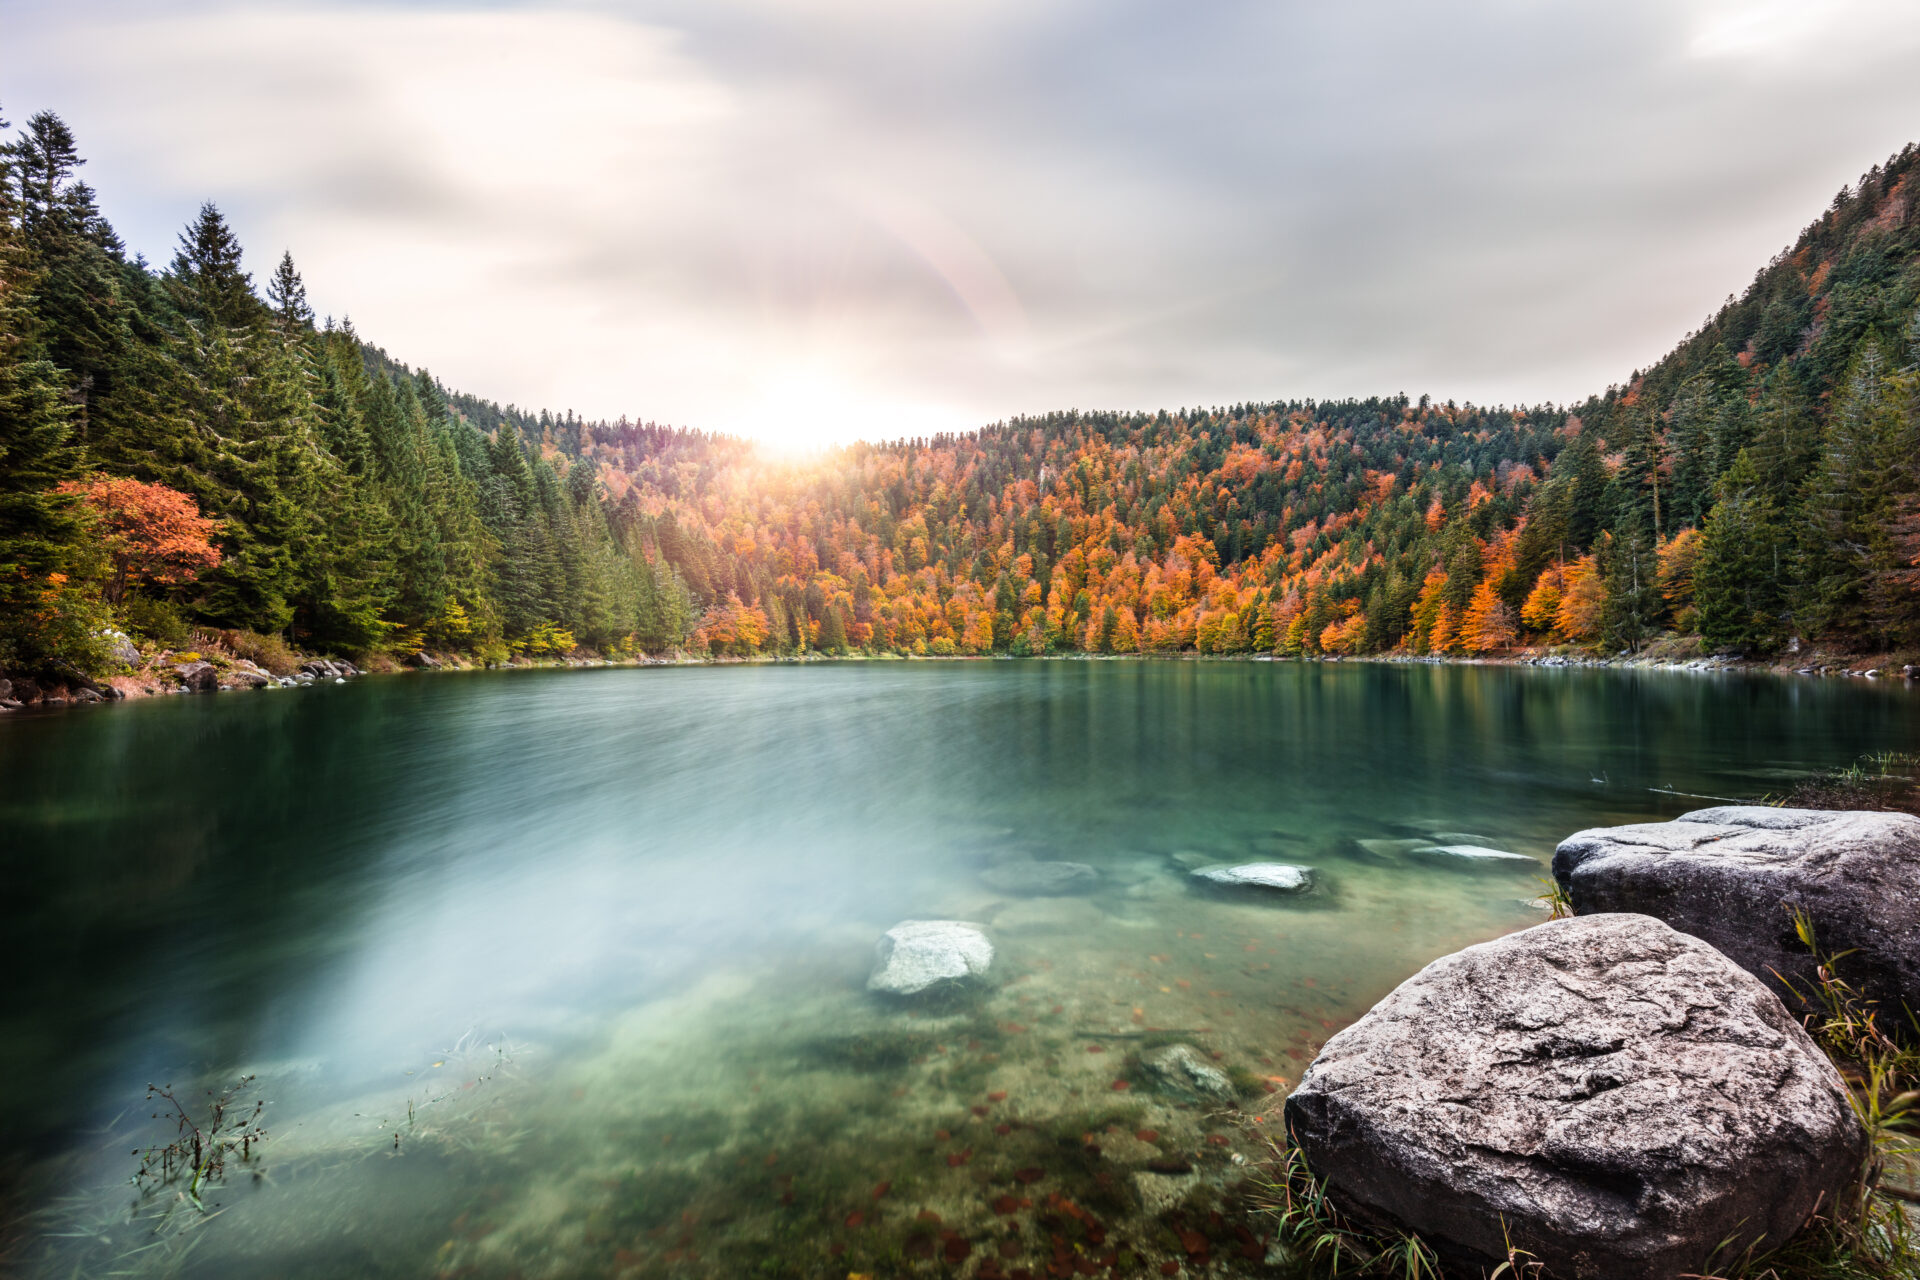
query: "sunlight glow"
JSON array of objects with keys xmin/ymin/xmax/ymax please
[{"xmin": 740, "ymin": 363, "xmax": 972, "ymax": 454}]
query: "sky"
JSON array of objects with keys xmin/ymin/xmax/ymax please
[{"xmin": 6, "ymin": 0, "xmax": 1920, "ymax": 448}]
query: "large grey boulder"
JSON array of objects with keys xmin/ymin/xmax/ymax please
[
  {"xmin": 980, "ymin": 860, "xmax": 1098, "ymax": 896},
  {"xmin": 867, "ymin": 920, "xmax": 994, "ymax": 996},
  {"xmin": 175, "ymin": 661, "xmax": 219, "ymax": 693},
  {"xmin": 1554, "ymin": 806, "xmax": 1920, "ymax": 1017},
  {"xmin": 1284, "ymin": 914, "xmax": 1865, "ymax": 1280}
]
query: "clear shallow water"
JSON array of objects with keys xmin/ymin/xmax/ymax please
[{"xmin": 5, "ymin": 660, "xmax": 1916, "ymax": 1277}]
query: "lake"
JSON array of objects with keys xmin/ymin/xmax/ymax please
[{"xmin": 6, "ymin": 659, "xmax": 1915, "ymax": 1278}]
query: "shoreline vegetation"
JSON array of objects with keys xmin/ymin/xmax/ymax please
[
  {"xmin": 7, "ymin": 631, "xmax": 1913, "ymax": 713},
  {"xmin": 5, "ymin": 112, "xmax": 1920, "ymax": 702},
  {"xmin": 8, "ymin": 632, "xmax": 1916, "ymax": 714}
]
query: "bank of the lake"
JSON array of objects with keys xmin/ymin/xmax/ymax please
[{"xmin": 7, "ymin": 630, "xmax": 1915, "ymax": 720}]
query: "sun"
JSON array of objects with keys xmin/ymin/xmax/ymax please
[
  {"xmin": 750, "ymin": 365, "xmax": 853, "ymax": 459},
  {"xmin": 740, "ymin": 363, "xmax": 977, "ymax": 458}
]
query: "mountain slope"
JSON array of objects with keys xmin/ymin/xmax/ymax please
[{"xmin": 1, "ymin": 108, "xmax": 1915, "ymax": 678}]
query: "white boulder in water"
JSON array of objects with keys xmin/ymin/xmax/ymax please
[
  {"xmin": 1189, "ymin": 863, "xmax": 1314, "ymax": 893},
  {"xmin": 867, "ymin": 920, "xmax": 995, "ymax": 995}
]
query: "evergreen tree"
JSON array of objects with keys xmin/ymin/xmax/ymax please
[
  {"xmin": 267, "ymin": 249, "xmax": 312, "ymax": 335},
  {"xmin": 0, "ymin": 103, "xmax": 88, "ymax": 635},
  {"xmin": 1695, "ymin": 451, "xmax": 1789, "ymax": 651},
  {"xmin": 170, "ymin": 202, "xmax": 261, "ymax": 329},
  {"xmin": 5, "ymin": 111, "xmax": 128, "ymax": 441},
  {"xmin": 1797, "ymin": 340, "xmax": 1915, "ymax": 643}
]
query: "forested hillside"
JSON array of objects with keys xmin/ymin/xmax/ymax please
[{"xmin": 2, "ymin": 105, "xmax": 1917, "ymax": 678}]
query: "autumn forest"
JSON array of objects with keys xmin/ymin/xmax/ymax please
[{"xmin": 3, "ymin": 109, "xmax": 1919, "ymax": 677}]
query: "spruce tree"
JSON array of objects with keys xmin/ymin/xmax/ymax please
[
  {"xmin": 5, "ymin": 111, "xmax": 128, "ymax": 441},
  {"xmin": 0, "ymin": 105, "xmax": 87, "ymax": 629},
  {"xmin": 1696, "ymin": 451, "xmax": 1787, "ymax": 651},
  {"xmin": 171, "ymin": 202, "xmax": 262, "ymax": 329},
  {"xmin": 1797, "ymin": 340, "xmax": 1913, "ymax": 643},
  {"xmin": 266, "ymin": 249, "xmax": 312, "ymax": 335}
]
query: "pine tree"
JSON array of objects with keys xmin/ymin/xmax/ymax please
[
  {"xmin": 1664, "ymin": 377, "xmax": 1717, "ymax": 530},
  {"xmin": 818, "ymin": 602, "xmax": 848, "ymax": 653},
  {"xmin": 5, "ymin": 111, "xmax": 128, "ymax": 441},
  {"xmin": 0, "ymin": 104, "xmax": 88, "ymax": 630},
  {"xmin": 1797, "ymin": 340, "xmax": 1914, "ymax": 643},
  {"xmin": 170, "ymin": 202, "xmax": 262, "ymax": 329},
  {"xmin": 266, "ymin": 249, "xmax": 312, "ymax": 336},
  {"xmin": 1695, "ymin": 451, "xmax": 1788, "ymax": 651}
]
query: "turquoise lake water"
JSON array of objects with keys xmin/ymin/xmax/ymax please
[{"xmin": 4, "ymin": 659, "xmax": 1915, "ymax": 1277}]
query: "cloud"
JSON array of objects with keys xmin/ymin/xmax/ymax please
[{"xmin": 5, "ymin": 0, "xmax": 1920, "ymax": 444}]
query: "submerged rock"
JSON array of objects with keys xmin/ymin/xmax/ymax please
[
  {"xmin": 1353, "ymin": 837, "xmax": 1431, "ymax": 859},
  {"xmin": 980, "ymin": 860, "xmax": 1099, "ymax": 896},
  {"xmin": 1554, "ymin": 805, "xmax": 1920, "ymax": 1018},
  {"xmin": 990, "ymin": 897, "xmax": 1107, "ymax": 935},
  {"xmin": 1138, "ymin": 1043, "xmax": 1236, "ymax": 1104},
  {"xmin": 1284, "ymin": 914, "xmax": 1866, "ymax": 1280},
  {"xmin": 1167, "ymin": 849, "xmax": 1220, "ymax": 871},
  {"xmin": 1189, "ymin": 863, "xmax": 1313, "ymax": 894},
  {"xmin": 1132, "ymin": 1167, "xmax": 1201, "ymax": 1214},
  {"xmin": 1410, "ymin": 844, "xmax": 1535, "ymax": 864},
  {"xmin": 867, "ymin": 920, "xmax": 994, "ymax": 995}
]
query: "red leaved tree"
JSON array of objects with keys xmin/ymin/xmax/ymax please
[{"xmin": 57, "ymin": 476, "xmax": 223, "ymax": 602}]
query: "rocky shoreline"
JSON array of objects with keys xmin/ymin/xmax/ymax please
[{"xmin": 1275, "ymin": 805, "xmax": 1919, "ymax": 1278}]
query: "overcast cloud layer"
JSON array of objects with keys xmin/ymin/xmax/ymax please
[{"xmin": 6, "ymin": 0, "xmax": 1920, "ymax": 445}]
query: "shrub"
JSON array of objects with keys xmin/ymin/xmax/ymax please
[
  {"xmin": 216, "ymin": 628, "xmax": 301, "ymax": 676},
  {"xmin": 121, "ymin": 596, "xmax": 192, "ymax": 646}
]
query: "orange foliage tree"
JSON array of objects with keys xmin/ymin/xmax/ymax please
[
  {"xmin": 1520, "ymin": 563, "xmax": 1566, "ymax": 636},
  {"xmin": 1553, "ymin": 555, "xmax": 1606, "ymax": 643},
  {"xmin": 56, "ymin": 476, "xmax": 222, "ymax": 603},
  {"xmin": 1463, "ymin": 579, "xmax": 1518, "ymax": 651},
  {"xmin": 1656, "ymin": 529, "xmax": 1705, "ymax": 623}
]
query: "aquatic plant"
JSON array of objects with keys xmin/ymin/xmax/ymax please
[
  {"xmin": 1772, "ymin": 911, "xmax": 1919, "ymax": 1229},
  {"xmin": 1533, "ymin": 876, "xmax": 1574, "ymax": 920},
  {"xmin": 369, "ymin": 1034, "xmax": 519, "ymax": 1156},
  {"xmin": 1778, "ymin": 752, "xmax": 1920, "ymax": 818},
  {"xmin": 1251, "ymin": 1139, "xmax": 1453, "ymax": 1278},
  {"xmin": 130, "ymin": 1075, "xmax": 267, "ymax": 1212}
]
